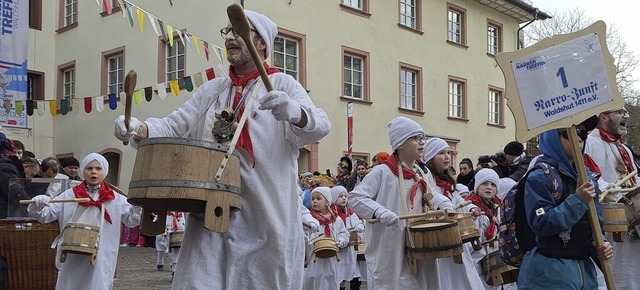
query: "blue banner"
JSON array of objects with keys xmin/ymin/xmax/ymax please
[{"xmin": 0, "ymin": 0, "xmax": 28, "ymax": 128}]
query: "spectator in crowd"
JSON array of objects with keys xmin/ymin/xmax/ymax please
[
  {"xmin": 61, "ymin": 157, "xmax": 82, "ymax": 181},
  {"xmin": 456, "ymin": 158, "xmax": 475, "ymax": 187}
]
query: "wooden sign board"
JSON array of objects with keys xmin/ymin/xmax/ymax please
[{"xmin": 496, "ymin": 21, "xmax": 625, "ymax": 142}]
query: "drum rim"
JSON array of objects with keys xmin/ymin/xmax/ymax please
[
  {"xmin": 623, "ymin": 187, "xmax": 640, "ymax": 199},
  {"xmin": 138, "ymin": 137, "xmax": 239, "ymax": 156},
  {"xmin": 408, "ymin": 219, "xmax": 458, "ymax": 231},
  {"xmin": 129, "ymin": 179, "xmax": 241, "ymax": 194}
]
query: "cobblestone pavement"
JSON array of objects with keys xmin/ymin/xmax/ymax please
[{"xmin": 114, "ymin": 246, "xmax": 172, "ymax": 290}]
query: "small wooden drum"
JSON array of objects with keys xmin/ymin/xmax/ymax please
[
  {"xmin": 128, "ymin": 138, "xmax": 241, "ymax": 236},
  {"xmin": 405, "ymin": 220, "xmax": 463, "ymax": 262},
  {"xmin": 356, "ymin": 243, "xmax": 366, "ymax": 261},
  {"xmin": 621, "ymin": 187, "xmax": 640, "ymax": 234},
  {"xmin": 60, "ymin": 223, "xmax": 100, "ymax": 265},
  {"xmin": 481, "ymin": 251, "xmax": 519, "ymax": 286},
  {"xmin": 451, "ymin": 213, "xmax": 482, "ymax": 250},
  {"xmin": 313, "ymin": 238, "xmax": 339, "ymax": 260},
  {"xmin": 348, "ymin": 230, "xmax": 359, "ymax": 246},
  {"xmin": 169, "ymin": 231, "xmax": 184, "ymax": 248}
]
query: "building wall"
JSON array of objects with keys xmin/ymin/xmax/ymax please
[{"xmin": 9, "ymin": 0, "xmax": 530, "ymax": 187}]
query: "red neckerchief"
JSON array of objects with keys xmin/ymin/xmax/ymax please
[
  {"xmin": 435, "ymin": 177, "xmax": 454, "ymax": 200},
  {"xmin": 73, "ymin": 181, "xmax": 115, "ymax": 224},
  {"xmin": 331, "ymin": 204, "xmax": 353, "ymax": 226},
  {"xmin": 167, "ymin": 211, "xmax": 183, "ymax": 231},
  {"xmin": 382, "ymin": 154, "xmax": 427, "ymax": 208},
  {"xmin": 600, "ymin": 129, "xmax": 635, "ymax": 185},
  {"xmin": 583, "ymin": 154, "xmax": 602, "ymax": 179},
  {"xmin": 465, "ymin": 193, "xmax": 501, "ymax": 240},
  {"xmin": 311, "ymin": 209, "xmax": 334, "ymax": 238},
  {"xmin": 228, "ymin": 63, "xmax": 279, "ymax": 164}
]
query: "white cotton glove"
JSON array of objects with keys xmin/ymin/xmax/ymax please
[
  {"xmin": 32, "ymin": 195, "xmax": 50, "ymax": 208},
  {"xmin": 336, "ymin": 239, "xmax": 348, "ymax": 248},
  {"xmin": 114, "ymin": 115, "xmax": 141, "ymax": 142},
  {"xmin": 309, "ymin": 222, "xmax": 320, "ymax": 233},
  {"xmin": 354, "ymin": 222, "xmax": 365, "ymax": 233},
  {"xmin": 258, "ymin": 90, "xmax": 302, "ymax": 123},
  {"xmin": 376, "ymin": 208, "xmax": 399, "ymax": 227}
]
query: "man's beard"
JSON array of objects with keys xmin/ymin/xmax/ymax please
[{"xmin": 227, "ymin": 50, "xmax": 252, "ymax": 68}]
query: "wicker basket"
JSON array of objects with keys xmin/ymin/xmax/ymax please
[{"xmin": 0, "ymin": 219, "xmax": 59, "ymax": 290}]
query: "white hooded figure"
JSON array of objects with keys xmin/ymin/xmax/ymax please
[
  {"xmin": 27, "ymin": 153, "xmax": 141, "ymax": 290},
  {"xmin": 156, "ymin": 211, "xmax": 186, "ymax": 272},
  {"xmin": 330, "ymin": 185, "xmax": 364, "ymax": 285},
  {"xmin": 349, "ymin": 117, "xmax": 441, "ymax": 289}
]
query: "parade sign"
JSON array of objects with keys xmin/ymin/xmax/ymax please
[
  {"xmin": 0, "ymin": 0, "xmax": 29, "ymax": 128},
  {"xmin": 496, "ymin": 21, "xmax": 624, "ymax": 142}
]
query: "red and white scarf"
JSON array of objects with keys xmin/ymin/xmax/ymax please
[{"xmin": 73, "ymin": 181, "xmax": 115, "ymax": 224}]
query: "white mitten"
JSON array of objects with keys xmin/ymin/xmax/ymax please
[
  {"xmin": 258, "ymin": 91, "xmax": 302, "ymax": 123},
  {"xmin": 114, "ymin": 115, "xmax": 141, "ymax": 142},
  {"xmin": 336, "ymin": 238, "xmax": 348, "ymax": 248},
  {"xmin": 376, "ymin": 208, "xmax": 399, "ymax": 227},
  {"xmin": 32, "ymin": 195, "xmax": 50, "ymax": 208},
  {"xmin": 309, "ymin": 222, "xmax": 320, "ymax": 233},
  {"xmin": 354, "ymin": 222, "xmax": 365, "ymax": 233}
]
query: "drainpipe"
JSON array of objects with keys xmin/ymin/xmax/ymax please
[{"xmin": 517, "ymin": 8, "xmax": 539, "ymax": 49}]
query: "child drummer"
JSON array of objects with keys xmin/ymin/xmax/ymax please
[
  {"xmin": 28, "ymin": 153, "xmax": 142, "ymax": 290},
  {"xmin": 155, "ymin": 211, "xmax": 186, "ymax": 276},
  {"xmin": 303, "ymin": 187, "xmax": 349, "ymax": 290},
  {"xmin": 330, "ymin": 186, "xmax": 364, "ymax": 289}
]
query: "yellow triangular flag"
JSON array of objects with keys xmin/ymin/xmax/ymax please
[
  {"xmin": 167, "ymin": 25, "xmax": 174, "ymax": 46},
  {"xmin": 136, "ymin": 8, "xmax": 144, "ymax": 32},
  {"xmin": 49, "ymin": 100, "xmax": 57, "ymax": 116},
  {"xmin": 169, "ymin": 80, "xmax": 180, "ymax": 96},
  {"xmin": 193, "ymin": 35, "xmax": 200, "ymax": 54},
  {"xmin": 133, "ymin": 90, "xmax": 142, "ymax": 104}
]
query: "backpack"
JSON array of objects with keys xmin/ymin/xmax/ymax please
[{"xmin": 498, "ymin": 162, "xmax": 563, "ymax": 267}]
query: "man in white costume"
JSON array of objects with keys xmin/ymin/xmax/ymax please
[
  {"xmin": 113, "ymin": 10, "xmax": 331, "ymax": 290},
  {"xmin": 584, "ymin": 107, "xmax": 639, "ymax": 289}
]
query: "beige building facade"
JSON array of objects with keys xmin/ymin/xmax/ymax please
[{"xmin": 11, "ymin": 0, "xmax": 548, "ymax": 187}]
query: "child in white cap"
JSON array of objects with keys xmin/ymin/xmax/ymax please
[
  {"xmin": 155, "ymin": 210, "xmax": 185, "ymax": 280},
  {"xmin": 28, "ymin": 153, "xmax": 141, "ymax": 290},
  {"xmin": 303, "ymin": 187, "xmax": 349, "ymax": 290},
  {"xmin": 349, "ymin": 116, "xmax": 441, "ymax": 289},
  {"xmin": 330, "ymin": 185, "xmax": 364, "ymax": 289}
]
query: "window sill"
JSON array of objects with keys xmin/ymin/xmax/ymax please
[
  {"xmin": 340, "ymin": 96, "xmax": 372, "ymax": 106},
  {"xmin": 447, "ymin": 116, "xmax": 469, "ymax": 123},
  {"xmin": 56, "ymin": 22, "xmax": 78, "ymax": 34},
  {"xmin": 397, "ymin": 24, "xmax": 423, "ymax": 35},
  {"xmin": 446, "ymin": 40, "xmax": 468, "ymax": 50},
  {"xmin": 486, "ymin": 52, "xmax": 498, "ymax": 58},
  {"xmin": 100, "ymin": 7, "xmax": 122, "ymax": 17},
  {"xmin": 339, "ymin": 4, "xmax": 371, "ymax": 18},
  {"xmin": 398, "ymin": 107, "xmax": 425, "ymax": 116},
  {"xmin": 487, "ymin": 123, "xmax": 505, "ymax": 128}
]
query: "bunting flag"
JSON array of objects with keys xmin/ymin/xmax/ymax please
[
  {"xmin": 157, "ymin": 83, "xmax": 167, "ymax": 99},
  {"xmin": 126, "ymin": 4, "xmax": 134, "ymax": 27},
  {"xmin": 158, "ymin": 19, "xmax": 167, "ymax": 41},
  {"xmin": 49, "ymin": 100, "xmax": 57, "ymax": 116},
  {"xmin": 133, "ymin": 90, "xmax": 142, "ymax": 104},
  {"xmin": 184, "ymin": 32, "xmax": 193, "ymax": 51},
  {"xmin": 144, "ymin": 87, "xmax": 153, "ymax": 102},
  {"xmin": 15, "ymin": 101, "xmax": 22, "ymax": 116},
  {"xmin": 169, "ymin": 80, "xmax": 179, "ymax": 96},
  {"xmin": 206, "ymin": 68, "xmax": 215, "ymax": 80},
  {"xmin": 148, "ymin": 14, "xmax": 160, "ymax": 36},
  {"xmin": 176, "ymin": 29, "xmax": 186, "ymax": 48},
  {"xmin": 183, "ymin": 76, "xmax": 194, "ymax": 92},
  {"xmin": 37, "ymin": 103, "xmax": 44, "ymax": 116},
  {"xmin": 108, "ymin": 94, "xmax": 118, "ymax": 110},
  {"xmin": 119, "ymin": 92, "xmax": 126, "ymax": 106},
  {"xmin": 96, "ymin": 96, "xmax": 105, "ymax": 112},
  {"xmin": 193, "ymin": 72, "xmax": 204, "ymax": 87},
  {"xmin": 204, "ymin": 41, "xmax": 210, "ymax": 61},
  {"xmin": 27, "ymin": 100, "xmax": 34, "ymax": 116},
  {"xmin": 103, "ymin": 0, "xmax": 112, "ymax": 15},
  {"xmin": 167, "ymin": 25, "xmax": 174, "ymax": 46},
  {"xmin": 117, "ymin": 0, "xmax": 126, "ymax": 16},
  {"xmin": 136, "ymin": 8, "xmax": 144, "ymax": 32},
  {"xmin": 84, "ymin": 97, "xmax": 92, "ymax": 113},
  {"xmin": 193, "ymin": 35, "xmax": 201, "ymax": 54},
  {"xmin": 60, "ymin": 99, "xmax": 70, "ymax": 115}
]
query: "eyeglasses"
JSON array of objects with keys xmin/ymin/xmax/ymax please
[
  {"xmin": 413, "ymin": 134, "xmax": 427, "ymax": 145},
  {"xmin": 220, "ymin": 27, "xmax": 259, "ymax": 39},
  {"xmin": 605, "ymin": 109, "xmax": 629, "ymax": 117},
  {"xmin": 559, "ymin": 128, "xmax": 588, "ymax": 142}
]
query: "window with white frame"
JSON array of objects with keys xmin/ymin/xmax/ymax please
[
  {"xmin": 344, "ymin": 54, "xmax": 364, "ymax": 99},
  {"xmin": 447, "ymin": 6, "xmax": 465, "ymax": 44},
  {"xmin": 274, "ymin": 36, "xmax": 299, "ymax": 80},
  {"xmin": 400, "ymin": 68, "xmax": 417, "ymax": 110},
  {"xmin": 488, "ymin": 23, "xmax": 500, "ymax": 55},
  {"xmin": 64, "ymin": 0, "xmax": 77, "ymax": 26},
  {"xmin": 489, "ymin": 89, "xmax": 502, "ymax": 125},
  {"xmin": 62, "ymin": 68, "xmax": 75, "ymax": 99},
  {"xmin": 400, "ymin": 0, "xmax": 417, "ymax": 29},
  {"xmin": 107, "ymin": 54, "xmax": 124, "ymax": 94},
  {"xmin": 344, "ymin": 0, "xmax": 363, "ymax": 10},
  {"xmin": 448, "ymin": 79, "xmax": 465, "ymax": 118},
  {"xmin": 166, "ymin": 39, "xmax": 186, "ymax": 86}
]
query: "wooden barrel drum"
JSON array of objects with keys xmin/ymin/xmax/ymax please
[
  {"xmin": 128, "ymin": 138, "xmax": 241, "ymax": 236},
  {"xmin": 169, "ymin": 231, "xmax": 184, "ymax": 248},
  {"xmin": 60, "ymin": 223, "xmax": 100, "ymax": 265},
  {"xmin": 348, "ymin": 230, "xmax": 359, "ymax": 246},
  {"xmin": 405, "ymin": 220, "xmax": 463, "ymax": 263},
  {"xmin": 601, "ymin": 202, "xmax": 627, "ymax": 242},
  {"xmin": 451, "ymin": 213, "xmax": 482, "ymax": 250},
  {"xmin": 481, "ymin": 251, "xmax": 519, "ymax": 286},
  {"xmin": 313, "ymin": 238, "xmax": 339, "ymax": 260}
]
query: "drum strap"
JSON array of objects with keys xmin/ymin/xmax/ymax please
[{"xmin": 398, "ymin": 159, "xmax": 416, "ymax": 250}]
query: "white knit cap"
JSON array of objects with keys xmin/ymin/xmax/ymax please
[
  {"xmin": 387, "ymin": 117, "xmax": 424, "ymax": 151},
  {"xmin": 312, "ymin": 187, "xmax": 333, "ymax": 205},
  {"xmin": 455, "ymin": 184, "xmax": 470, "ymax": 195},
  {"xmin": 422, "ymin": 138, "xmax": 449, "ymax": 162},
  {"xmin": 81, "ymin": 153, "xmax": 109, "ymax": 177},
  {"xmin": 244, "ymin": 10, "xmax": 277, "ymax": 59},
  {"xmin": 473, "ymin": 168, "xmax": 500, "ymax": 193},
  {"xmin": 330, "ymin": 186, "xmax": 347, "ymax": 203},
  {"xmin": 497, "ymin": 177, "xmax": 517, "ymax": 200}
]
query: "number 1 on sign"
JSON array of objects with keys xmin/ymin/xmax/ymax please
[{"xmin": 556, "ymin": 67, "xmax": 568, "ymax": 88}]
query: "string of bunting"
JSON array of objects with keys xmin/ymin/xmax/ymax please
[
  {"xmin": 101, "ymin": 0, "xmax": 228, "ymax": 63},
  {"xmin": 11, "ymin": 65, "xmax": 227, "ymax": 117}
]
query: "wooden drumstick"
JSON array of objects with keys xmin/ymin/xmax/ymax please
[
  {"xmin": 106, "ymin": 181, "xmax": 128, "ymax": 197},
  {"xmin": 226, "ymin": 4, "xmax": 273, "ymax": 92},
  {"xmin": 20, "ymin": 198, "xmax": 90, "ymax": 204},
  {"xmin": 599, "ymin": 169, "xmax": 637, "ymax": 202},
  {"xmin": 620, "ymin": 186, "xmax": 640, "ymax": 193},
  {"xmin": 368, "ymin": 210, "xmax": 449, "ymax": 224},
  {"xmin": 455, "ymin": 200, "xmax": 472, "ymax": 209},
  {"xmin": 122, "ymin": 70, "xmax": 137, "ymax": 146}
]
